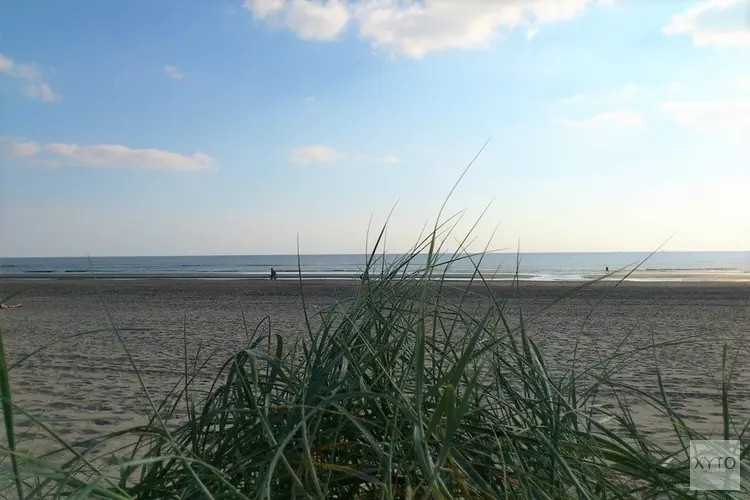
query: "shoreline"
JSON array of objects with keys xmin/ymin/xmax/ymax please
[
  {"xmin": 3, "ymin": 278, "xmax": 750, "ymax": 304},
  {"xmin": 2, "ymin": 271, "xmax": 749, "ymax": 283}
]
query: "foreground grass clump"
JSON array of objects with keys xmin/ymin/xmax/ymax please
[{"xmin": 3, "ymin": 248, "xmax": 749, "ymax": 499}]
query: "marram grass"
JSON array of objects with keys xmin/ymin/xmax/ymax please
[{"xmin": 1, "ymin": 169, "xmax": 749, "ymax": 499}]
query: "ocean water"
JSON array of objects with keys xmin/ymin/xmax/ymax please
[{"xmin": 1, "ymin": 252, "xmax": 748, "ymax": 281}]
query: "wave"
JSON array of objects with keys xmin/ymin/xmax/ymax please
[
  {"xmin": 528, "ymin": 274, "xmax": 586, "ymax": 281},
  {"xmin": 642, "ymin": 267, "xmax": 741, "ymax": 272},
  {"xmin": 4, "ymin": 272, "xmax": 749, "ymax": 283}
]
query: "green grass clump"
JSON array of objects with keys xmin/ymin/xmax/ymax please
[{"xmin": 1, "ymin": 155, "xmax": 749, "ymax": 498}]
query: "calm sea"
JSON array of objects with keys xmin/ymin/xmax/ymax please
[{"xmin": 1, "ymin": 252, "xmax": 748, "ymax": 281}]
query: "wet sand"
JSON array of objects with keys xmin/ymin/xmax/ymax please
[{"xmin": 0, "ymin": 279, "xmax": 749, "ymax": 458}]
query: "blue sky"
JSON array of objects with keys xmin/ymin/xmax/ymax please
[{"xmin": 1, "ymin": 0, "xmax": 748, "ymax": 257}]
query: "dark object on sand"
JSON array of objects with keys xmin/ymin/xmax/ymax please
[
  {"xmin": 606, "ymin": 267, "xmax": 609, "ymax": 273},
  {"xmin": 270, "ymin": 268, "xmax": 277, "ymax": 280},
  {"xmin": 0, "ymin": 303, "xmax": 23, "ymax": 309}
]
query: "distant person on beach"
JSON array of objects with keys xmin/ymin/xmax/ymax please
[
  {"xmin": 270, "ymin": 268, "xmax": 277, "ymax": 280},
  {"xmin": 606, "ymin": 266, "xmax": 609, "ymax": 273}
]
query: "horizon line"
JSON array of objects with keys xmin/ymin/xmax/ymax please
[{"xmin": 1, "ymin": 250, "xmax": 748, "ymax": 260}]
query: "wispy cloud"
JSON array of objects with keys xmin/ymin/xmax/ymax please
[
  {"xmin": 44, "ymin": 143, "xmax": 213, "ymax": 171},
  {"xmin": 662, "ymin": 100, "xmax": 750, "ymax": 134},
  {"xmin": 668, "ymin": 82, "xmax": 685, "ymax": 93},
  {"xmin": 0, "ymin": 137, "xmax": 213, "ymax": 172},
  {"xmin": 289, "ymin": 144, "xmax": 343, "ymax": 164},
  {"xmin": 0, "ymin": 53, "xmax": 61, "ymax": 102},
  {"xmin": 244, "ymin": 0, "xmax": 608, "ymax": 57},
  {"xmin": 378, "ymin": 155, "xmax": 398, "ymax": 164},
  {"xmin": 164, "ymin": 64, "xmax": 185, "ymax": 80},
  {"xmin": 558, "ymin": 84, "xmax": 637, "ymax": 105},
  {"xmin": 663, "ymin": 0, "xmax": 750, "ymax": 47},
  {"xmin": 618, "ymin": 83, "xmax": 638, "ymax": 97},
  {"xmin": 563, "ymin": 109, "xmax": 645, "ymax": 128},
  {"xmin": 557, "ymin": 93, "xmax": 587, "ymax": 105},
  {"xmin": 0, "ymin": 137, "xmax": 41, "ymax": 157}
]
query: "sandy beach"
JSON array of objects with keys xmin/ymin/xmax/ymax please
[{"xmin": 1, "ymin": 278, "xmax": 749, "ymax": 460}]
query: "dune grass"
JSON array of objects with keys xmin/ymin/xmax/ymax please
[
  {"xmin": 2, "ymin": 245, "xmax": 749, "ymax": 498},
  {"xmin": 1, "ymin": 158, "xmax": 749, "ymax": 498}
]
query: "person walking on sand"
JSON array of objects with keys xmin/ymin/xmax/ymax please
[
  {"xmin": 606, "ymin": 266, "xmax": 609, "ymax": 273},
  {"xmin": 270, "ymin": 268, "xmax": 277, "ymax": 280}
]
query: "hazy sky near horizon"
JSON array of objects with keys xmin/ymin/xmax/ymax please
[{"xmin": 1, "ymin": 0, "xmax": 749, "ymax": 257}]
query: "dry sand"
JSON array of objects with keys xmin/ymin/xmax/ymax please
[{"xmin": 1, "ymin": 278, "xmax": 749, "ymax": 462}]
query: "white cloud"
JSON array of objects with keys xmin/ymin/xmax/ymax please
[
  {"xmin": 354, "ymin": 0, "xmax": 606, "ymax": 58},
  {"xmin": 0, "ymin": 136, "xmax": 213, "ymax": 172},
  {"xmin": 289, "ymin": 144, "xmax": 343, "ymax": 164},
  {"xmin": 662, "ymin": 100, "xmax": 750, "ymax": 133},
  {"xmin": 563, "ymin": 109, "xmax": 645, "ymax": 128},
  {"xmin": 663, "ymin": 0, "xmax": 750, "ymax": 47},
  {"xmin": 164, "ymin": 64, "xmax": 184, "ymax": 80},
  {"xmin": 0, "ymin": 54, "xmax": 11, "ymax": 72},
  {"xmin": 286, "ymin": 0, "xmax": 350, "ymax": 40},
  {"xmin": 244, "ymin": 0, "xmax": 286, "ymax": 18},
  {"xmin": 244, "ymin": 0, "xmax": 607, "ymax": 57},
  {"xmin": 0, "ymin": 137, "xmax": 41, "ymax": 157},
  {"xmin": 44, "ymin": 143, "xmax": 214, "ymax": 171},
  {"xmin": 245, "ymin": 0, "xmax": 350, "ymax": 40},
  {"xmin": 0, "ymin": 53, "xmax": 61, "ymax": 102},
  {"xmin": 379, "ymin": 155, "xmax": 398, "ymax": 164}
]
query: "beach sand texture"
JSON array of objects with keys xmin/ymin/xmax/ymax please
[{"xmin": 1, "ymin": 279, "xmax": 749, "ymax": 462}]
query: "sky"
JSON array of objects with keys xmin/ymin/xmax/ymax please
[{"xmin": 1, "ymin": 0, "xmax": 749, "ymax": 257}]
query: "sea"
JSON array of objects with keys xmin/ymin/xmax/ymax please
[{"xmin": 1, "ymin": 252, "xmax": 748, "ymax": 282}]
